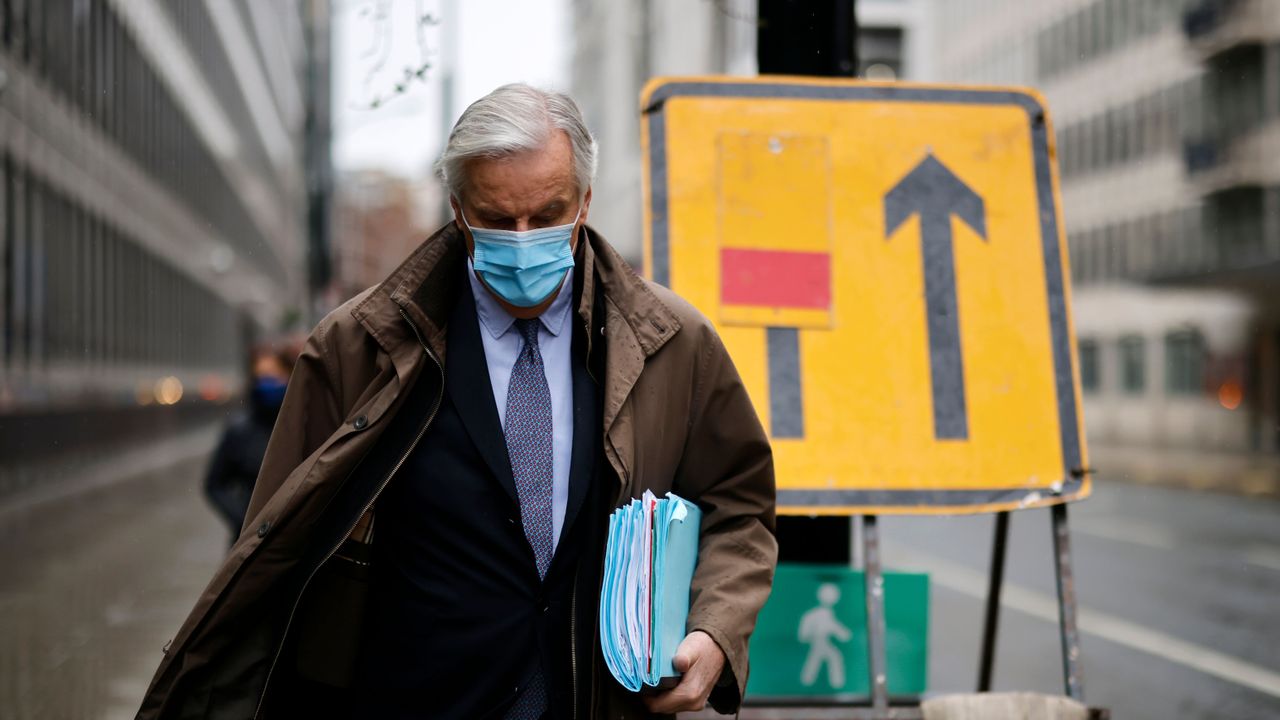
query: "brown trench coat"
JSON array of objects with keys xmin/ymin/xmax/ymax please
[{"xmin": 137, "ymin": 224, "xmax": 778, "ymax": 719}]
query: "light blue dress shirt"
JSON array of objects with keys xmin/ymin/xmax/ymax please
[{"xmin": 467, "ymin": 259, "xmax": 574, "ymax": 552}]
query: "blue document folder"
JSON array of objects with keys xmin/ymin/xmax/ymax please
[{"xmin": 599, "ymin": 491, "xmax": 702, "ymax": 691}]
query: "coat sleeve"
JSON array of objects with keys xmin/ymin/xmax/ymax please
[
  {"xmin": 677, "ymin": 325, "xmax": 778, "ymax": 713},
  {"xmin": 240, "ymin": 321, "xmax": 345, "ymax": 538}
]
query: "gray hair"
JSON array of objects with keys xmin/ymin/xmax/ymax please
[{"xmin": 435, "ymin": 83, "xmax": 598, "ymax": 199}]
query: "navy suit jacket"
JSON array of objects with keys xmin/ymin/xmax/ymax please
[{"xmin": 351, "ymin": 270, "xmax": 606, "ymax": 720}]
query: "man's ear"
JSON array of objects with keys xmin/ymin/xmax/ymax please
[
  {"xmin": 573, "ymin": 187, "xmax": 592, "ymax": 250},
  {"xmin": 580, "ymin": 187, "xmax": 593, "ymax": 224},
  {"xmin": 451, "ymin": 196, "xmax": 476, "ymax": 257},
  {"xmin": 449, "ymin": 195, "xmax": 464, "ymax": 227}
]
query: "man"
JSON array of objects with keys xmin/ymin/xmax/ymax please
[{"xmin": 137, "ymin": 84, "xmax": 777, "ymax": 719}]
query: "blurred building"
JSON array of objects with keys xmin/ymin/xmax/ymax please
[
  {"xmin": 331, "ymin": 169, "xmax": 443, "ymax": 303},
  {"xmin": 570, "ymin": 0, "xmax": 758, "ymax": 265},
  {"xmin": 571, "ymin": 0, "xmax": 931, "ymax": 265},
  {"xmin": 930, "ymin": 0, "xmax": 1280, "ymax": 456},
  {"xmin": 0, "ymin": 1, "xmax": 330, "ymax": 493}
]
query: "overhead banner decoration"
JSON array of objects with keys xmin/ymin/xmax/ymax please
[{"xmin": 640, "ymin": 76, "xmax": 1091, "ymax": 515}]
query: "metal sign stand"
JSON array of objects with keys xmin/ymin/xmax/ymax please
[
  {"xmin": 861, "ymin": 516, "xmax": 890, "ymax": 713},
  {"xmin": 976, "ymin": 511, "xmax": 1010, "ymax": 693},
  {"xmin": 1050, "ymin": 504, "xmax": 1086, "ymax": 702},
  {"xmin": 976, "ymin": 505, "xmax": 1086, "ymax": 703},
  {"xmin": 723, "ymin": 506, "xmax": 1106, "ymax": 720},
  {"xmin": 847, "ymin": 506, "xmax": 1102, "ymax": 719}
]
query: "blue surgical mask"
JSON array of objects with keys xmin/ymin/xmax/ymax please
[
  {"xmin": 251, "ymin": 376, "xmax": 288, "ymax": 410},
  {"xmin": 463, "ymin": 207, "xmax": 580, "ymax": 308}
]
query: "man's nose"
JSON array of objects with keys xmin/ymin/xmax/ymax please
[{"xmin": 514, "ymin": 219, "xmax": 532, "ymax": 232}]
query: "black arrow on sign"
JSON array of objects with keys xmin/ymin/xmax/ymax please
[{"xmin": 884, "ymin": 153, "xmax": 987, "ymax": 441}]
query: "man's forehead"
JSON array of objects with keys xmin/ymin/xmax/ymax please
[
  {"xmin": 466, "ymin": 185, "xmax": 574, "ymax": 216},
  {"xmin": 463, "ymin": 168, "xmax": 576, "ymax": 216},
  {"xmin": 462, "ymin": 133, "xmax": 576, "ymax": 201}
]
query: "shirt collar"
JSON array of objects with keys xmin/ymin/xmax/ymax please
[{"xmin": 466, "ymin": 258, "xmax": 574, "ymax": 340}]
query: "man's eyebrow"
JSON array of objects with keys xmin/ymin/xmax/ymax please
[
  {"xmin": 469, "ymin": 200, "xmax": 568, "ymax": 220},
  {"xmin": 535, "ymin": 200, "xmax": 567, "ymax": 216},
  {"xmin": 472, "ymin": 205, "xmax": 509, "ymax": 219}
]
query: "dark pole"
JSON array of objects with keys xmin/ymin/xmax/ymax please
[
  {"xmin": 977, "ymin": 511, "xmax": 1010, "ymax": 691},
  {"xmin": 303, "ymin": 0, "xmax": 333, "ymax": 315},
  {"xmin": 758, "ymin": 0, "xmax": 858, "ymax": 565}
]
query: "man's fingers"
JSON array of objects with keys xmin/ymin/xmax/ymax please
[
  {"xmin": 671, "ymin": 630, "xmax": 711, "ymax": 674},
  {"xmin": 641, "ymin": 631, "xmax": 725, "ymax": 713},
  {"xmin": 641, "ymin": 669, "xmax": 705, "ymax": 713},
  {"xmin": 641, "ymin": 665, "xmax": 712, "ymax": 712},
  {"xmin": 672, "ymin": 650, "xmax": 692, "ymax": 673},
  {"xmin": 643, "ymin": 686, "xmax": 705, "ymax": 714}
]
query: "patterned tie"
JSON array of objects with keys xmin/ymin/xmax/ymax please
[{"xmin": 503, "ymin": 318, "xmax": 554, "ymax": 720}]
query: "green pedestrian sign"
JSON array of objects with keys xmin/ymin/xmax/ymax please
[{"xmin": 745, "ymin": 564, "xmax": 929, "ymax": 699}]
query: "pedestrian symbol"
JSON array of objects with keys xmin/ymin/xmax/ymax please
[
  {"xmin": 799, "ymin": 583, "xmax": 853, "ymax": 689},
  {"xmin": 745, "ymin": 565, "xmax": 927, "ymax": 699}
]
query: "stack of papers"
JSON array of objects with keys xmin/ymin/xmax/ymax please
[{"xmin": 599, "ymin": 490, "xmax": 702, "ymax": 691}]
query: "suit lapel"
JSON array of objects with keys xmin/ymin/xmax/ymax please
[
  {"xmin": 446, "ymin": 283, "xmax": 519, "ymax": 505},
  {"xmin": 561, "ymin": 285, "xmax": 600, "ymax": 538}
]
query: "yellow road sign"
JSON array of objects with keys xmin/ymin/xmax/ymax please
[{"xmin": 641, "ymin": 76, "xmax": 1091, "ymax": 515}]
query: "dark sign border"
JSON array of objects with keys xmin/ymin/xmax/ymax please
[{"xmin": 643, "ymin": 79, "xmax": 1085, "ymax": 509}]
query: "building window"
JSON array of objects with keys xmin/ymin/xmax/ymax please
[
  {"xmin": 1102, "ymin": 225, "xmax": 1118, "ymax": 281},
  {"xmin": 1079, "ymin": 338, "xmax": 1100, "ymax": 393},
  {"xmin": 1036, "ymin": 0, "xmax": 1181, "ymax": 82},
  {"xmin": 1118, "ymin": 335, "xmax": 1145, "ymax": 394},
  {"xmin": 1165, "ymin": 329, "xmax": 1205, "ymax": 396}
]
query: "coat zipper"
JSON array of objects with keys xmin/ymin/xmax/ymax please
[{"xmin": 253, "ymin": 306, "xmax": 443, "ymax": 719}]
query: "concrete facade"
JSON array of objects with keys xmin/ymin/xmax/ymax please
[{"xmin": 0, "ymin": 1, "xmax": 327, "ymax": 412}]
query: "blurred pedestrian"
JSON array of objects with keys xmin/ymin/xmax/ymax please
[{"xmin": 202, "ymin": 340, "xmax": 298, "ymax": 545}]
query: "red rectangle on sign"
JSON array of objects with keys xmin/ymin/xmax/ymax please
[{"xmin": 721, "ymin": 249, "xmax": 831, "ymax": 309}]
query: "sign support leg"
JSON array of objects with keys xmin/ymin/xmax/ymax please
[
  {"xmin": 1051, "ymin": 503, "xmax": 1085, "ymax": 702},
  {"xmin": 977, "ymin": 511, "xmax": 1010, "ymax": 692},
  {"xmin": 862, "ymin": 515, "xmax": 889, "ymax": 710}
]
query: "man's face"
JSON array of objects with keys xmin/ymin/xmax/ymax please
[
  {"xmin": 451, "ymin": 131, "xmax": 590, "ymax": 240},
  {"xmin": 252, "ymin": 354, "xmax": 289, "ymax": 383},
  {"xmin": 450, "ymin": 130, "xmax": 591, "ymax": 317}
]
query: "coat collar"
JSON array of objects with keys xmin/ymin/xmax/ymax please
[{"xmin": 350, "ymin": 221, "xmax": 682, "ymax": 370}]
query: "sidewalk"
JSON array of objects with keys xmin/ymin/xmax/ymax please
[
  {"xmin": 0, "ymin": 447, "xmax": 226, "ymax": 720},
  {"xmin": 1088, "ymin": 442, "xmax": 1280, "ymax": 498}
]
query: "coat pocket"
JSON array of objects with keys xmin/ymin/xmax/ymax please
[{"xmin": 292, "ymin": 511, "xmax": 374, "ymax": 688}]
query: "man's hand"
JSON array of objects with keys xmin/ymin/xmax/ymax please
[{"xmin": 642, "ymin": 630, "xmax": 726, "ymax": 714}]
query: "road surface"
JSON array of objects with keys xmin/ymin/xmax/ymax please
[
  {"xmin": 1, "ymin": 434, "xmax": 1277, "ymax": 719},
  {"xmin": 880, "ymin": 480, "xmax": 1280, "ymax": 719}
]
